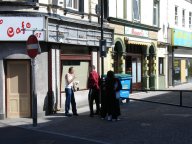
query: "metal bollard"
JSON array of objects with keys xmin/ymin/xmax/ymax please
[{"xmin": 180, "ymin": 91, "xmax": 183, "ymax": 107}]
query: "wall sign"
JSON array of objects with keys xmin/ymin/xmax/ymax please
[
  {"xmin": 0, "ymin": 17, "xmax": 45, "ymax": 41},
  {"xmin": 48, "ymin": 24, "xmax": 113, "ymax": 47},
  {"xmin": 172, "ymin": 29, "xmax": 192, "ymax": 48},
  {"xmin": 125, "ymin": 26, "xmax": 149, "ymax": 38}
]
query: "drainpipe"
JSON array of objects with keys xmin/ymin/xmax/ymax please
[
  {"xmin": 89, "ymin": 0, "xmax": 92, "ymax": 22},
  {"xmin": 172, "ymin": 46, "xmax": 175, "ymax": 87},
  {"xmin": 55, "ymin": 48, "xmax": 58, "ymax": 112}
]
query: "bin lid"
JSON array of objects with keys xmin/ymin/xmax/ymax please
[
  {"xmin": 102, "ymin": 74, "xmax": 132, "ymax": 79},
  {"xmin": 115, "ymin": 74, "xmax": 132, "ymax": 79}
]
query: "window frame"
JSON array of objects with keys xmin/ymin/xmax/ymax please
[
  {"xmin": 189, "ymin": 12, "xmax": 192, "ymax": 28},
  {"xmin": 182, "ymin": 9, "xmax": 186, "ymax": 27},
  {"xmin": 159, "ymin": 57, "xmax": 164, "ymax": 75},
  {"xmin": 132, "ymin": 0, "xmax": 141, "ymax": 22},
  {"xmin": 153, "ymin": 0, "xmax": 159, "ymax": 26},
  {"xmin": 66, "ymin": 0, "xmax": 79, "ymax": 11},
  {"xmin": 175, "ymin": 6, "xmax": 178, "ymax": 26}
]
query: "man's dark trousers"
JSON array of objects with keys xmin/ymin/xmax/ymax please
[{"xmin": 88, "ymin": 89, "xmax": 100, "ymax": 115}]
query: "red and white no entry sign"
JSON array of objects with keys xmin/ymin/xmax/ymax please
[{"xmin": 26, "ymin": 35, "xmax": 40, "ymax": 58}]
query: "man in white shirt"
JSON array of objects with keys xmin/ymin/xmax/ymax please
[{"xmin": 65, "ymin": 67, "xmax": 78, "ymax": 117}]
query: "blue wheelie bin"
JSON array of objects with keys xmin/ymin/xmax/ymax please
[{"xmin": 115, "ymin": 74, "xmax": 132, "ymax": 99}]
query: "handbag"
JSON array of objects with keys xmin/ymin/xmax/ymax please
[
  {"xmin": 116, "ymin": 91, "xmax": 120, "ymax": 99},
  {"xmin": 114, "ymin": 81, "xmax": 120, "ymax": 99}
]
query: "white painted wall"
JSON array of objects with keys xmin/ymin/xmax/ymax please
[
  {"xmin": 168, "ymin": 0, "xmax": 192, "ymax": 31},
  {"xmin": 140, "ymin": 0, "xmax": 153, "ymax": 25},
  {"xmin": 158, "ymin": 0, "xmax": 168, "ymax": 42}
]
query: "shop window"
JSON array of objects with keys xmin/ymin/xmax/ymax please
[
  {"xmin": 61, "ymin": 61, "xmax": 89, "ymax": 91},
  {"xmin": 66, "ymin": 0, "xmax": 79, "ymax": 10},
  {"xmin": 182, "ymin": 9, "xmax": 185, "ymax": 27},
  {"xmin": 132, "ymin": 0, "xmax": 140, "ymax": 22},
  {"xmin": 132, "ymin": 57, "xmax": 141, "ymax": 83},
  {"xmin": 153, "ymin": 0, "xmax": 159, "ymax": 26},
  {"xmin": 189, "ymin": 12, "xmax": 192, "ymax": 29},
  {"xmin": 117, "ymin": 0, "xmax": 124, "ymax": 18},
  {"xmin": 174, "ymin": 59, "xmax": 181, "ymax": 84},
  {"xmin": 159, "ymin": 58, "xmax": 164, "ymax": 75},
  {"xmin": 175, "ymin": 6, "xmax": 178, "ymax": 25}
]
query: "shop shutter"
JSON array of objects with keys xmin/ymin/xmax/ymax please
[
  {"xmin": 104, "ymin": 0, "xmax": 109, "ymax": 19},
  {"xmin": 79, "ymin": 0, "xmax": 84, "ymax": 13}
]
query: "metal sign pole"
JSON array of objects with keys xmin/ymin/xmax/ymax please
[
  {"xmin": 31, "ymin": 58, "xmax": 37, "ymax": 127},
  {"xmin": 100, "ymin": 0, "xmax": 104, "ymax": 76}
]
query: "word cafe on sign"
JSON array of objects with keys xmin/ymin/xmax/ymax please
[{"xmin": 0, "ymin": 17, "xmax": 45, "ymax": 41}]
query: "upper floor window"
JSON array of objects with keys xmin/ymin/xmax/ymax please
[
  {"xmin": 189, "ymin": 12, "xmax": 192, "ymax": 28},
  {"xmin": 182, "ymin": 9, "xmax": 185, "ymax": 27},
  {"xmin": 108, "ymin": 0, "xmax": 127, "ymax": 19},
  {"xmin": 175, "ymin": 6, "xmax": 178, "ymax": 25},
  {"xmin": 133, "ymin": 0, "xmax": 140, "ymax": 22},
  {"xmin": 66, "ymin": 0, "xmax": 79, "ymax": 10},
  {"xmin": 153, "ymin": 0, "xmax": 159, "ymax": 26}
]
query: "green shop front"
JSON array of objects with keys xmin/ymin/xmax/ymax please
[
  {"xmin": 168, "ymin": 28, "xmax": 192, "ymax": 86},
  {"xmin": 111, "ymin": 26, "xmax": 159, "ymax": 90}
]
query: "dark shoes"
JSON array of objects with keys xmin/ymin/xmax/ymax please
[
  {"xmin": 65, "ymin": 113, "xmax": 79, "ymax": 117},
  {"xmin": 65, "ymin": 113, "xmax": 72, "ymax": 117},
  {"xmin": 89, "ymin": 111, "xmax": 100, "ymax": 117},
  {"xmin": 94, "ymin": 112, "xmax": 100, "ymax": 115},
  {"xmin": 73, "ymin": 113, "xmax": 79, "ymax": 116},
  {"xmin": 89, "ymin": 113, "xmax": 94, "ymax": 117}
]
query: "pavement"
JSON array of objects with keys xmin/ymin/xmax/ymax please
[{"xmin": 1, "ymin": 83, "xmax": 192, "ymax": 144}]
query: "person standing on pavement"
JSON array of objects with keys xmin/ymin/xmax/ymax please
[
  {"xmin": 88, "ymin": 65, "xmax": 100, "ymax": 117},
  {"xmin": 105, "ymin": 70, "xmax": 122, "ymax": 121},
  {"xmin": 65, "ymin": 67, "xmax": 78, "ymax": 117}
]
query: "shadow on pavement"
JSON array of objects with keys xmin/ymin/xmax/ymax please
[{"xmin": 1, "ymin": 90, "xmax": 192, "ymax": 144}]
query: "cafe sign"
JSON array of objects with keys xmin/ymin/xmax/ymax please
[
  {"xmin": 0, "ymin": 17, "xmax": 45, "ymax": 41},
  {"xmin": 125, "ymin": 26, "xmax": 149, "ymax": 38}
]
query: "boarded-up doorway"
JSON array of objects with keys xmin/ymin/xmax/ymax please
[{"xmin": 6, "ymin": 60, "xmax": 31, "ymax": 118}]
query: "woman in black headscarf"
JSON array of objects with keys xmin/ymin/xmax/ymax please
[{"xmin": 105, "ymin": 70, "xmax": 122, "ymax": 121}]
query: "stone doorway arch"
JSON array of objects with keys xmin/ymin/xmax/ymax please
[{"xmin": 114, "ymin": 38, "xmax": 125, "ymax": 73}]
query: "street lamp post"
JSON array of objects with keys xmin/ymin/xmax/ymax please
[
  {"xmin": 100, "ymin": 0, "xmax": 104, "ymax": 77},
  {"xmin": 99, "ymin": 0, "xmax": 107, "ymax": 118}
]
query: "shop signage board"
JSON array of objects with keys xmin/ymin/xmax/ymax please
[
  {"xmin": 0, "ymin": 17, "xmax": 45, "ymax": 41},
  {"xmin": 125, "ymin": 26, "xmax": 149, "ymax": 38},
  {"xmin": 48, "ymin": 24, "xmax": 113, "ymax": 47},
  {"xmin": 172, "ymin": 29, "xmax": 192, "ymax": 48}
]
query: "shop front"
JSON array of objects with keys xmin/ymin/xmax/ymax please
[
  {"xmin": 47, "ymin": 18, "xmax": 113, "ymax": 111},
  {"xmin": 168, "ymin": 28, "xmax": 192, "ymax": 86},
  {"xmin": 0, "ymin": 16, "xmax": 48, "ymax": 119},
  {"xmin": 111, "ymin": 25, "xmax": 158, "ymax": 90}
]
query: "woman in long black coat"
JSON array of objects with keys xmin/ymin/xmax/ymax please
[{"xmin": 105, "ymin": 71, "xmax": 122, "ymax": 121}]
